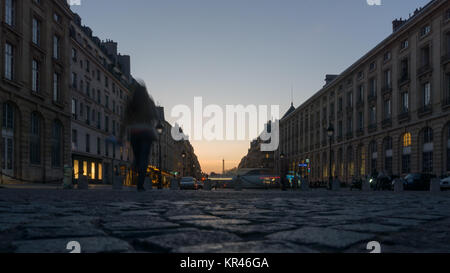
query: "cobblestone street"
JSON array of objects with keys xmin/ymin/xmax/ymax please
[{"xmin": 1, "ymin": 188, "xmax": 450, "ymax": 253}]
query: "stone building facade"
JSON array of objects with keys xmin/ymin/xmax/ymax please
[
  {"xmin": 277, "ymin": 0, "xmax": 450, "ymax": 184},
  {"xmin": 69, "ymin": 13, "xmax": 133, "ymax": 184},
  {"xmin": 0, "ymin": 0, "xmax": 72, "ymax": 183}
]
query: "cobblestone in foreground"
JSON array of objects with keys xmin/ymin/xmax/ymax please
[{"xmin": 0, "ymin": 188, "xmax": 449, "ymax": 253}]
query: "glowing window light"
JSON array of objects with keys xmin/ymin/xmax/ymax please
[
  {"xmin": 98, "ymin": 163, "xmax": 103, "ymax": 180},
  {"xmin": 83, "ymin": 161, "xmax": 87, "ymax": 176},
  {"xmin": 91, "ymin": 162, "xmax": 96, "ymax": 179},
  {"xmin": 403, "ymin": 133, "xmax": 412, "ymax": 147},
  {"xmin": 73, "ymin": 160, "xmax": 79, "ymax": 179}
]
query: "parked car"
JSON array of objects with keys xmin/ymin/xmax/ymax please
[
  {"xmin": 232, "ymin": 169, "xmax": 280, "ymax": 189},
  {"xmin": 402, "ymin": 173, "xmax": 437, "ymax": 191},
  {"xmin": 441, "ymin": 176, "xmax": 450, "ymax": 191},
  {"xmin": 180, "ymin": 177, "xmax": 199, "ymax": 190}
]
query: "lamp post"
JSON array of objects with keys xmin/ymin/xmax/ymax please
[
  {"xmin": 181, "ymin": 151, "xmax": 186, "ymax": 177},
  {"xmin": 280, "ymin": 152, "xmax": 286, "ymax": 190},
  {"xmin": 327, "ymin": 125, "xmax": 335, "ymax": 190},
  {"xmin": 156, "ymin": 121, "xmax": 164, "ymax": 189}
]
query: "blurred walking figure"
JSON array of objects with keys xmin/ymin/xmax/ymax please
[{"xmin": 119, "ymin": 82, "xmax": 159, "ymax": 192}]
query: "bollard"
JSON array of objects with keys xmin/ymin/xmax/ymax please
[
  {"xmin": 362, "ymin": 178, "xmax": 371, "ymax": 192},
  {"xmin": 300, "ymin": 178, "xmax": 310, "ymax": 191},
  {"xmin": 78, "ymin": 175, "xmax": 89, "ymax": 190},
  {"xmin": 144, "ymin": 177, "xmax": 153, "ymax": 190},
  {"xmin": 63, "ymin": 165, "xmax": 73, "ymax": 190},
  {"xmin": 332, "ymin": 179, "xmax": 341, "ymax": 191},
  {"xmin": 393, "ymin": 178, "xmax": 404, "ymax": 193},
  {"xmin": 430, "ymin": 178, "xmax": 441, "ymax": 193},
  {"xmin": 170, "ymin": 178, "xmax": 179, "ymax": 190},
  {"xmin": 113, "ymin": 175, "xmax": 124, "ymax": 190}
]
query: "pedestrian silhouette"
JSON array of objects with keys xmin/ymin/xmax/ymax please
[{"xmin": 119, "ymin": 81, "xmax": 159, "ymax": 192}]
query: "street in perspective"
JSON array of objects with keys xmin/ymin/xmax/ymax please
[{"xmin": 1, "ymin": 0, "xmax": 450, "ymax": 257}]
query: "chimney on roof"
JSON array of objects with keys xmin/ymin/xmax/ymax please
[
  {"xmin": 324, "ymin": 74, "xmax": 338, "ymax": 86},
  {"xmin": 392, "ymin": 18, "xmax": 407, "ymax": 33}
]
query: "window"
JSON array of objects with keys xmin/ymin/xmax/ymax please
[
  {"xmin": 369, "ymin": 78, "xmax": 376, "ymax": 97},
  {"xmin": 105, "ymin": 141, "xmax": 109, "ymax": 157},
  {"xmin": 71, "ymin": 99, "xmax": 77, "ymax": 119},
  {"xmin": 2, "ymin": 103, "xmax": 14, "ymax": 130},
  {"xmin": 347, "ymin": 92, "xmax": 353, "ymax": 107},
  {"xmin": 97, "ymin": 137, "xmax": 101, "ymax": 155},
  {"xmin": 358, "ymin": 85, "xmax": 364, "ymax": 103},
  {"xmin": 384, "ymin": 137, "xmax": 393, "ymax": 174},
  {"xmin": 105, "ymin": 116, "xmax": 109, "ymax": 132},
  {"xmin": 369, "ymin": 106, "xmax": 376, "ymax": 125},
  {"xmin": 5, "ymin": 43, "xmax": 14, "ymax": 80},
  {"xmin": 402, "ymin": 133, "xmax": 412, "ymax": 174},
  {"xmin": 420, "ymin": 25, "xmax": 431, "ymax": 37},
  {"xmin": 97, "ymin": 90, "xmax": 101, "ymax": 104},
  {"xmin": 51, "ymin": 121, "xmax": 62, "ymax": 167},
  {"xmin": 86, "ymin": 106, "xmax": 90, "ymax": 125},
  {"xmin": 369, "ymin": 61, "xmax": 376, "ymax": 71},
  {"xmin": 5, "ymin": 0, "xmax": 15, "ymax": 26},
  {"xmin": 358, "ymin": 111, "xmax": 364, "ymax": 131},
  {"xmin": 384, "ymin": 69, "xmax": 392, "ymax": 89},
  {"xmin": 421, "ymin": 45, "xmax": 430, "ymax": 66},
  {"xmin": 384, "ymin": 99, "xmax": 391, "ymax": 119},
  {"xmin": 401, "ymin": 92, "xmax": 409, "ymax": 113},
  {"xmin": 401, "ymin": 39, "xmax": 409, "ymax": 50},
  {"xmin": 97, "ymin": 112, "xmax": 101, "ymax": 129},
  {"xmin": 338, "ymin": 97, "xmax": 343, "ymax": 112},
  {"xmin": 30, "ymin": 113, "xmax": 41, "ymax": 164},
  {"xmin": 347, "ymin": 117, "xmax": 353, "ymax": 133},
  {"xmin": 347, "ymin": 147, "xmax": 354, "ymax": 178},
  {"xmin": 383, "ymin": 51, "xmax": 391, "ymax": 62},
  {"xmin": 32, "ymin": 18, "xmax": 40, "ymax": 45},
  {"xmin": 86, "ymin": 134, "xmax": 90, "ymax": 153},
  {"xmin": 400, "ymin": 58, "xmax": 409, "ymax": 80},
  {"xmin": 53, "ymin": 72, "xmax": 60, "ymax": 102},
  {"xmin": 422, "ymin": 128, "xmax": 433, "ymax": 173},
  {"xmin": 71, "ymin": 72, "xmax": 77, "ymax": 88},
  {"xmin": 423, "ymin": 82, "xmax": 431, "ymax": 107},
  {"xmin": 447, "ymin": 74, "xmax": 450, "ymax": 105},
  {"xmin": 338, "ymin": 120, "xmax": 343, "ymax": 138},
  {"xmin": 32, "ymin": 59, "xmax": 39, "ymax": 92},
  {"xmin": 53, "ymin": 35, "xmax": 60, "ymax": 59},
  {"xmin": 72, "ymin": 48, "xmax": 77, "ymax": 62}
]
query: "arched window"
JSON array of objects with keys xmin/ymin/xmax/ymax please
[
  {"xmin": 369, "ymin": 141, "xmax": 377, "ymax": 174},
  {"xmin": 384, "ymin": 137, "xmax": 393, "ymax": 174},
  {"xmin": 347, "ymin": 146, "xmax": 354, "ymax": 179},
  {"xmin": 358, "ymin": 146, "xmax": 366, "ymax": 177},
  {"xmin": 30, "ymin": 113, "xmax": 41, "ymax": 164},
  {"xmin": 422, "ymin": 128, "xmax": 433, "ymax": 173},
  {"xmin": 402, "ymin": 132, "xmax": 412, "ymax": 174},
  {"xmin": 51, "ymin": 121, "xmax": 62, "ymax": 167}
]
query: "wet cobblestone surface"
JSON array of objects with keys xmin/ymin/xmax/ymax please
[{"xmin": 1, "ymin": 188, "xmax": 449, "ymax": 253}]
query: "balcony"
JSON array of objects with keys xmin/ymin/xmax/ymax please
[
  {"xmin": 346, "ymin": 132, "xmax": 353, "ymax": 140},
  {"xmin": 417, "ymin": 63, "xmax": 432, "ymax": 77},
  {"xmin": 398, "ymin": 111, "xmax": 411, "ymax": 123},
  {"xmin": 356, "ymin": 128, "xmax": 364, "ymax": 137},
  {"xmin": 418, "ymin": 105, "xmax": 433, "ymax": 117},
  {"xmin": 382, "ymin": 85, "xmax": 392, "ymax": 95},
  {"xmin": 382, "ymin": 118, "xmax": 392, "ymax": 128},
  {"xmin": 368, "ymin": 123, "xmax": 377, "ymax": 133},
  {"xmin": 356, "ymin": 100, "xmax": 364, "ymax": 109},
  {"xmin": 398, "ymin": 75, "xmax": 410, "ymax": 87},
  {"xmin": 442, "ymin": 54, "xmax": 450, "ymax": 65},
  {"xmin": 368, "ymin": 93, "xmax": 377, "ymax": 103}
]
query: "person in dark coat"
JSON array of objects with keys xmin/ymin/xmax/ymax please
[{"xmin": 119, "ymin": 82, "xmax": 159, "ymax": 192}]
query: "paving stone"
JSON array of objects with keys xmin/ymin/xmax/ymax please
[
  {"xmin": 24, "ymin": 226, "xmax": 106, "ymax": 239},
  {"xmin": 218, "ymin": 223, "xmax": 298, "ymax": 235},
  {"xmin": 103, "ymin": 220, "xmax": 179, "ymax": 231},
  {"xmin": 168, "ymin": 215, "xmax": 221, "ymax": 221},
  {"xmin": 380, "ymin": 218, "xmax": 425, "ymax": 227},
  {"xmin": 12, "ymin": 237, "xmax": 132, "ymax": 253},
  {"xmin": 267, "ymin": 227, "xmax": 375, "ymax": 249},
  {"xmin": 137, "ymin": 229, "xmax": 242, "ymax": 251},
  {"xmin": 184, "ymin": 219, "xmax": 251, "ymax": 229},
  {"xmin": 333, "ymin": 223, "xmax": 405, "ymax": 233},
  {"xmin": 176, "ymin": 240, "xmax": 318, "ymax": 253}
]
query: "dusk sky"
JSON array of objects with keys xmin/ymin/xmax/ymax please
[{"xmin": 72, "ymin": 0, "xmax": 430, "ymax": 174}]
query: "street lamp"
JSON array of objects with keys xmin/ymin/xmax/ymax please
[
  {"xmin": 156, "ymin": 120, "xmax": 164, "ymax": 189},
  {"xmin": 181, "ymin": 151, "xmax": 186, "ymax": 177},
  {"xmin": 327, "ymin": 125, "xmax": 335, "ymax": 190}
]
